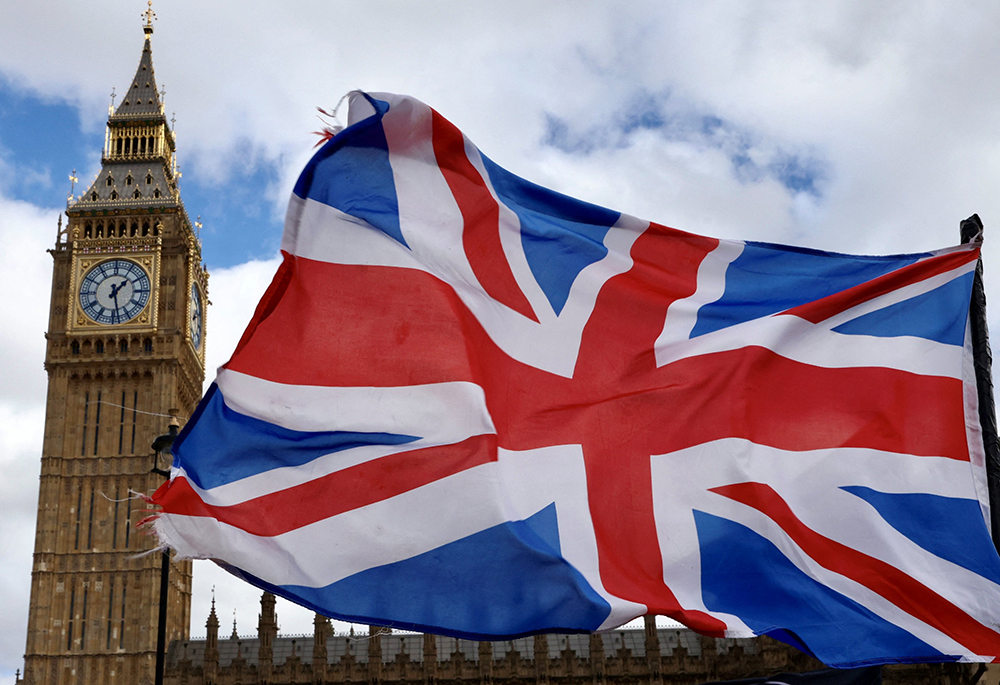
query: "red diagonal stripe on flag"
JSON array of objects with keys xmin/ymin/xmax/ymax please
[
  {"xmin": 154, "ymin": 434, "xmax": 496, "ymax": 537},
  {"xmin": 783, "ymin": 248, "xmax": 979, "ymax": 324},
  {"xmin": 431, "ymin": 110, "xmax": 538, "ymax": 323},
  {"xmin": 710, "ymin": 481, "xmax": 1000, "ymax": 656}
]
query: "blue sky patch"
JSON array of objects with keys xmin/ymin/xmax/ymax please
[
  {"xmin": 542, "ymin": 88, "xmax": 827, "ymax": 199},
  {"xmin": 0, "ymin": 78, "xmax": 283, "ymax": 269}
]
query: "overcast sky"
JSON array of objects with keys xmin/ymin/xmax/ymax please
[{"xmin": 3, "ymin": 1, "xmax": 1000, "ymax": 680}]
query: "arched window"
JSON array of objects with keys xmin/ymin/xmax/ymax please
[
  {"xmin": 106, "ymin": 176, "xmax": 113, "ymax": 187},
  {"xmin": 146, "ymin": 174, "xmax": 153, "ymax": 185},
  {"xmin": 119, "ymin": 222, "xmax": 127, "ymax": 238},
  {"xmin": 71, "ymin": 341, "xmax": 80, "ymax": 355},
  {"xmin": 90, "ymin": 191, "xmax": 97, "ymax": 202},
  {"xmin": 125, "ymin": 176, "xmax": 133, "ymax": 187},
  {"xmin": 95, "ymin": 340, "xmax": 104, "ymax": 354},
  {"xmin": 124, "ymin": 138, "xmax": 131, "ymax": 155},
  {"xmin": 132, "ymin": 189, "xmax": 141, "ymax": 199},
  {"xmin": 142, "ymin": 221, "xmax": 150, "ymax": 236},
  {"xmin": 84, "ymin": 222, "xmax": 92, "ymax": 238},
  {"xmin": 143, "ymin": 338, "xmax": 153, "ymax": 353},
  {"xmin": 153, "ymin": 189, "xmax": 161, "ymax": 199},
  {"xmin": 110, "ymin": 191, "xmax": 118, "ymax": 200},
  {"xmin": 130, "ymin": 221, "xmax": 139, "ymax": 236},
  {"xmin": 95, "ymin": 223, "xmax": 104, "ymax": 238},
  {"xmin": 119, "ymin": 340, "xmax": 128, "ymax": 354},
  {"xmin": 139, "ymin": 138, "xmax": 146, "ymax": 155},
  {"xmin": 116, "ymin": 138, "xmax": 123, "ymax": 156}
]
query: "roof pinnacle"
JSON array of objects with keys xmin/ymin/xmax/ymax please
[{"xmin": 143, "ymin": 0, "xmax": 156, "ymax": 37}]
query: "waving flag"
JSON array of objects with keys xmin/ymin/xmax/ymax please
[{"xmin": 152, "ymin": 91, "xmax": 1000, "ymax": 668}]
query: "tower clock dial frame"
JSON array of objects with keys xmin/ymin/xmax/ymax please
[
  {"xmin": 189, "ymin": 280, "xmax": 204, "ymax": 356},
  {"xmin": 79, "ymin": 258, "xmax": 151, "ymax": 324},
  {"xmin": 67, "ymin": 250, "xmax": 160, "ymax": 334}
]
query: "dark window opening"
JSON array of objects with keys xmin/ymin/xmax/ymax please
[
  {"xmin": 73, "ymin": 485, "xmax": 82, "ymax": 550},
  {"xmin": 118, "ymin": 585, "xmax": 127, "ymax": 649},
  {"xmin": 124, "ymin": 497, "xmax": 131, "ymax": 549},
  {"xmin": 120, "ymin": 340, "xmax": 128, "ymax": 354},
  {"xmin": 106, "ymin": 576, "xmax": 116, "ymax": 649},
  {"xmin": 67, "ymin": 586, "xmax": 76, "ymax": 651},
  {"xmin": 130, "ymin": 390, "xmax": 138, "ymax": 454},
  {"xmin": 86, "ymin": 489, "xmax": 95, "ymax": 549},
  {"xmin": 71, "ymin": 340, "xmax": 80, "ymax": 355},
  {"xmin": 93, "ymin": 391, "xmax": 102, "ymax": 455},
  {"xmin": 118, "ymin": 390, "xmax": 126, "ymax": 454},
  {"xmin": 112, "ymin": 485, "xmax": 120, "ymax": 549},
  {"xmin": 80, "ymin": 392, "xmax": 89, "ymax": 455}
]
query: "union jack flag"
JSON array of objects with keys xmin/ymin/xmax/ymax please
[{"xmin": 152, "ymin": 92, "xmax": 1000, "ymax": 668}]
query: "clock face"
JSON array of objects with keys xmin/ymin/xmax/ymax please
[
  {"xmin": 190, "ymin": 283, "xmax": 203, "ymax": 350},
  {"xmin": 79, "ymin": 259, "xmax": 151, "ymax": 325}
]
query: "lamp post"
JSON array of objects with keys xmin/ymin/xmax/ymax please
[{"xmin": 150, "ymin": 416, "xmax": 179, "ymax": 685}]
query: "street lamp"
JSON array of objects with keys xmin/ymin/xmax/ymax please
[{"xmin": 150, "ymin": 416, "xmax": 179, "ymax": 685}]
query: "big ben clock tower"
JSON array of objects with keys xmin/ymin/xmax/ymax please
[{"xmin": 22, "ymin": 6, "xmax": 206, "ymax": 685}]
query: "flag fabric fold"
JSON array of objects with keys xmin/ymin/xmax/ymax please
[{"xmin": 152, "ymin": 91, "xmax": 1000, "ymax": 668}]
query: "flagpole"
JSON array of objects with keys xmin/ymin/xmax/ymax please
[
  {"xmin": 960, "ymin": 214, "xmax": 1000, "ymax": 553},
  {"xmin": 151, "ymin": 418, "xmax": 179, "ymax": 685}
]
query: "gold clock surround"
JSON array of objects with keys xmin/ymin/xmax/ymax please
[{"xmin": 67, "ymin": 246, "xmax": 160, "ymax": 335}]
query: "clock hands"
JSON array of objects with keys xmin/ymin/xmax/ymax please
[
  {"xmin": 107, "ymin": 278, "xmax": 129, "ymax": 324},
  {"xmin": 108, "ymin": 278, "xmax": 126, "ymax": 300},
  {"xmin": 110, "ymin": 280, "xmax": 122, "ymax": 323}
]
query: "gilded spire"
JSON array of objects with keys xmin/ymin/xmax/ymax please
[
  {"xmin": 143, "ymin": 0, "xmax": 156, "ymax": 38},
  {"xmin": 110, "ymin": 12, "xmax": 164, "ymax": 120}
]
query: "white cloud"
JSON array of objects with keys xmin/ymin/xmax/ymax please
[{"xmin": 0, "ymin": 193, "xmax": 58, "ymax": 680}]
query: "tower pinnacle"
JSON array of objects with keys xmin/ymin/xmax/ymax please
[{"xmin": 143, "ymin": 0, "xmax": 156, "ymax": 37}]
